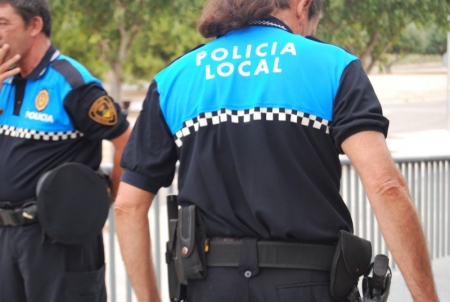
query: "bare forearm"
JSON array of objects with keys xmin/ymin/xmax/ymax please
[
  {"xmin": 368, "ymin": 185, "xmax": 438, "ymax": 301},
  {"xmin": 342, "ymin": 131, "xmax": 438, "ymax": 301},
  {"xmin": 114, "ymin": 183, "xmax": 161, "ymax": 302}
]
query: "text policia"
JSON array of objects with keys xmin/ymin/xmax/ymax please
[{"xmin": 196, "ymin": 41, "xmax": 297, "ymax": 80}]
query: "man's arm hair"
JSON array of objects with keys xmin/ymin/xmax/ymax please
[
  {"xmin": 342, "ymin": 131, "xmax": 439, "ymax": 302},
  {"xmin": 114, "ymin": 182, "xmax": 161, "ymax": 302}
]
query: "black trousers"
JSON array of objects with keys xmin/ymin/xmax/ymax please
[
  {"xmin": 186, "ymin": 267, "xmax": 343, "ymax": 302},
  {"xmin": 0, "ymin": 223, "xmax": 106, "ymax": 302}
]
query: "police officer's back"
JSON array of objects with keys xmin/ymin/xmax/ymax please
[{"xmin": 114, "ymin": 0, "xmax": 439, "ymax": 301}]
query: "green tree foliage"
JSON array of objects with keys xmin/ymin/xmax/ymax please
[
  {"xmin": 317, "ymin": 0, "xmax": 450, "ymax": 72},
  {"xmin": 126, "ymin": 5, "xmax": 208, "ymax": 81},
  {"xmin": 51, "ymin": 7, "xmax": 109, "ymax": 78},
  {"xmin": 50, "ymin": 0, "xmax": 205, "ymax": 102},
  {"xmin": 50, "ymin": 0, "xmax": 449, "ymax": 85},
  {"xmin": 391, "ymin": 23, "xmax": 447, "ymax": 55},
  {"xmin": 424, "ymin": 25, "xmax": 448, "ymax": 55}
]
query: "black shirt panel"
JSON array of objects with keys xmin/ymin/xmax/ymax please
[
  {"xmin": 331, "ymin": 60, "xmax": 389, "ymax": 154},
  {"xmin": 120, "ymin": 81, "xmax": 178, "ymax": 194},
  {"xmin": 175, "ymin": 121, "xmax": 352, "ymax": 242}
]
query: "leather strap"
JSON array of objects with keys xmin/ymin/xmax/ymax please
[
  {"xmin": 0, "ymin": 203, "xmax": 38, "ymax": 227},
  {"xmin": 207, "ymin": 239, "xmax": 336, "ymax": 271}
]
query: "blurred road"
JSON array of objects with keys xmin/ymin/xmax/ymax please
[{"xmin": 384, "ymin": 100, "xmax": 447, "ymax": 134}]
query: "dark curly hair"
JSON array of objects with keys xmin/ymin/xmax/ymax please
[{"xmin": 198, "ymin": 0, "xmax": 292, "ymax": 38}]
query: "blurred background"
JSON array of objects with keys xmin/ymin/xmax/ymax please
[{"xmin": 48, "ymin": 0, "xmax": 450, "ymax": 103}]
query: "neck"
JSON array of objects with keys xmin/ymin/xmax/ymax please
[
  {"xmin": 271, "ymin": 8, "xmax": 298, "ymax": 33},
  {"xmin": 19, "ymin": 36, "xmax": 51, "ymax": 77},
  {"xmin": 271, "ymin": 7, "xmax": 305, "ymax": 36}
]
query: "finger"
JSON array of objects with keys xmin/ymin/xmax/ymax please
[
  {"xmin": 0, "ymin": 67, "xmax": 20, "ymax": 91},
  {"xmin": 0, "ymin": 66, "xmax": 20, "ymax": 81},
  {"xmin": 0, "ymin": 43, "xmax": 10, "ymax": 62},
  {"xmin": 0, "ymin": 54, "xmax": 20, "ymax": 73}
]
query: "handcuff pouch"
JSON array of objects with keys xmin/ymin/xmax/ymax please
[{"xmin": 330, "ymin": 230, "xmax": 372, "ymax": 300}]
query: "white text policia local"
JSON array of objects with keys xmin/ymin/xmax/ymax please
[{"xmin": 196, "ymin": 42, "xmax": 297, "ymax": 80}]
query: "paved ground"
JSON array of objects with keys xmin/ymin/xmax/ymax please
[{"xmin": 103, "ymin": 62, "xmax": 450, "ymax": 301}]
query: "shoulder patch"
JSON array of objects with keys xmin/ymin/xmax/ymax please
[
  {"xmin": 89, "ymin": 95, "xmax": 118, "ymax": 125},
  {"xmin": 35, "ymin": 89, "xmax": 49, "ymax": 111}
]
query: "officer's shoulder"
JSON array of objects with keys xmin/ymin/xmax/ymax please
[
  {"xmin": 51, "ymin": 54, "xmax": 100, "ymax": 88},
  {"xmin": 161, "ymin": 44, "xmax": 206, "ymax": 71},
  {"xmin": 305, "ymin": 36, "xmax": 356, "ymax": 57},
  {"xmin": 303, "ymin": 36, "xmax": 359, "ymax": 70},
  {"xmin": 169, "ymin": 44, "xmax": 206, "ymax": 68}
]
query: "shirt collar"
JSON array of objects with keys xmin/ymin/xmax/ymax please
[
  {"xmin": 248, "ymin": 17, "xmax": 293, "ymax": 33},
  {"xmin": 15, "ymin": 44, "xmax": 60, "ymax": 81}
]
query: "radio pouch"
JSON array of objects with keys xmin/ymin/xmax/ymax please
[
  {"xmin": 175, "ymin": 205, "xmax": 208, "ymax": 284},
  {"xmin": 330, "ymin": 230, "xmax": 372, "ymax": 300}
]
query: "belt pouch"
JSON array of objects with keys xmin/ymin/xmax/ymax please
[
  {"xmin": 175, "ymin": 205, "xmax": 207, "ymax": 284},
  {"xmin": 330, "ymin": 230, "xmax": 372, "ymax": 300}
]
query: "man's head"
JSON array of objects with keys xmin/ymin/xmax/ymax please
[
  {"xmin": 305, "ymin": 0, "xmax": 322, "ymax": 36},
  {"xmin": 198, "ymin": 0, "xmax": 321, "ymax": 38},
  {"xmin": 0, "ymin": 0, "xmax": 51, "ymax": 37},
  {"xmin": 308, "ymin": 0, "xmax": 322, "ymax": 20},
  {"xmin": 0, "ymin": 0, "xmax": 51, "ymax": 68},
  {"xmin": 198, "ymin": 0, "xmax": 292, "ymax": 38}
]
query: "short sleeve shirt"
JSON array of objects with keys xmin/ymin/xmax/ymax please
[
  {"xmin": 121, "ymin": 19, "xmax": 388, "ymax": 244},
  {"xmin": 0, "ymin": 45, "xmax": 129, "ymax": 203}
]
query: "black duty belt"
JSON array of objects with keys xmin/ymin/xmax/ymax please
[
  {"xmin": 0, "ymin": 203, "xmax": 38, "ymax": 227},
  {"xmin": 206, "ymin": 239, "xmax": 336, "ymax": 271}
]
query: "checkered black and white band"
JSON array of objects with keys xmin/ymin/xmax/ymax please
[
  {"xmin": 0, "ymin": 125, "xmax": 84, "ymax": 141},
  {"xmin": 174, "ymin": 108, "xmax": 330, "ymax": 147}
]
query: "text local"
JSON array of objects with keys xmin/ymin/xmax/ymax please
[{"xmin": 196, "ymin": 42, "xmax": 297, "ymax": 80}]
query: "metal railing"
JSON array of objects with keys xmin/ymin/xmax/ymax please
[{"xmin": 103, "ymin": 155, "xmax": 450, "ymax": 302}]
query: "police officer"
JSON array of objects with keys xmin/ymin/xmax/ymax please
[
  {"xmin": 0, "ymin": 0, "xmax": 131, "ymax": 301},
  {"xmin": 114, "ymin": 0, "xmax": 438, "ymax": 301}
]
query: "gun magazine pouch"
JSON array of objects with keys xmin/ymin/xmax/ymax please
[
  {"xmin": 175, "ymin": 205, "xmax": 207, "ymax": 284},
  {"xmin": 330, "ymin": 230, "xmax": 372, "ymax": 300}
]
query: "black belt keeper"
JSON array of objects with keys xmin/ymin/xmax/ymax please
[
  {"xmin": 0, "ymin": 203, "xmax": 38, "ymax": 227},
  {"xmin": 207, "ymin": 239, "xmax": 336, "ymax": 271}
]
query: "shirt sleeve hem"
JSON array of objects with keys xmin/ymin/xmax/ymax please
[
  {"xmin": 105, "ymin": 120, "xmax": 130, "ymax": 140},
  {"xmin": 336, "ymin": 126, "xmax": 387, "ymax": 154},
  {"xmin": 120, "ymin": 169, "xmax": 161, "ymax": 195}
]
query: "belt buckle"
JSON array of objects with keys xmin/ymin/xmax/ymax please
[
  {"xmin": 22, "ymin": 204, "xmax": 37, "ymax": 221},
  {"xmin": 0, "ymin": 209, "xmax": 20, "ymax": 226}
]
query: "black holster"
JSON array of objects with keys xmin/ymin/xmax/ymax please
[
  {"xmin": 165, "ymin": 195, "xmax": 185, "ymax": 301},
  {"xmin": 330, "ymin": 230, "xmax": 373, "ymax": 301},
  {"xmin": 165, "ymin": 196, "xmax": 207, "ymax": 301},
  {"xmin": 175, "ymin": 204, "xmax": 208, "ymax": 283}
]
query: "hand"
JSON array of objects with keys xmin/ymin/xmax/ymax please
[{"xmin": 0, "ymin": 44, "xmax": 20, "ymax": 91}]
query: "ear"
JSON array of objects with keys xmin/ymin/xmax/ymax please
[
  {"xmin": 295, "ymin": 0, "xmax": 312, "ymax": 23},
  {"xmin": 28, "ymin": 16, "xmax": 44, "ymax": 37}
]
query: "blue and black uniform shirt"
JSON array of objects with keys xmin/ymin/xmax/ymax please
[
  {"xmin": 121, "ymin": 18, "xmax": 389, "ymax": 244},
  {"xmin": 0, "ymin": 45, "xmax": 129, "ymax": 204}
]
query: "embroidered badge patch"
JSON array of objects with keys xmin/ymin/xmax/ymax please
[
  {"xmin": 89, "ymin": 95, "xmax": 118, "ymax": 125},
  {"xmin": 35, "ymin": 89, "xmax": 49, "ymax": 111}
]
